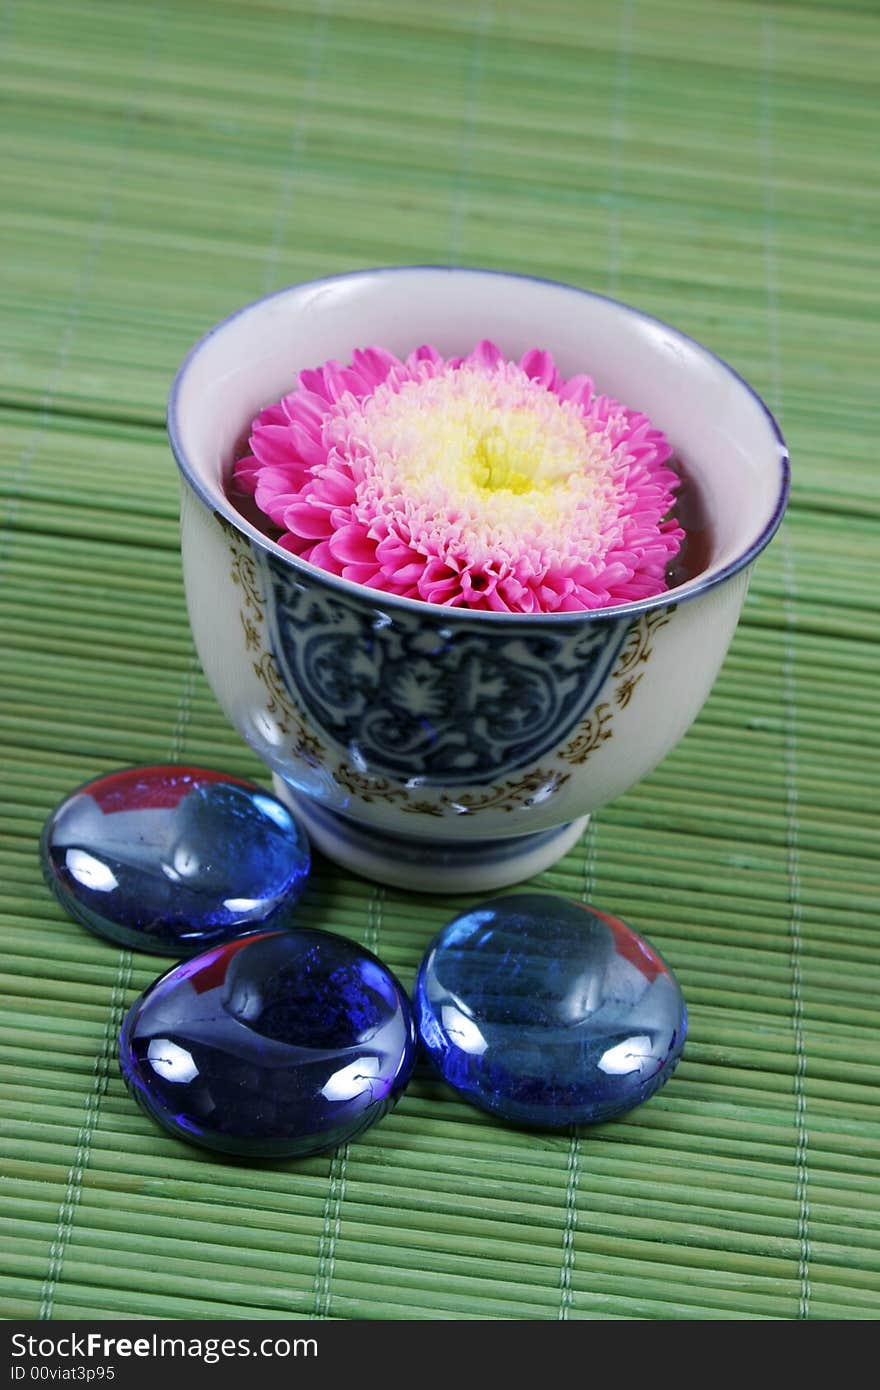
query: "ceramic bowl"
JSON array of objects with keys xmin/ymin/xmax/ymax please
[{"xmin": 169, "ymin": 268, "xmax": 788, "ymax": 892}]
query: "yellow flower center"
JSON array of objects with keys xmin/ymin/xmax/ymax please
[
  {"xmin": 340, "ymin": 364, "xmax": 612, "ymax": 535},
  {"xmin": 471, "ymin": 428, "xmax": 550, "ymax": 496}
]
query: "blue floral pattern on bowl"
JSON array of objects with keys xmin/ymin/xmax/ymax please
[{"xmin": 258, "ymin": 551, "xmax": 630, "ymax": 786}]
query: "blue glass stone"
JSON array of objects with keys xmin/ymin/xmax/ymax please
[
  {"xmin": 119, "ymin": 928, "xmax": 416, "ymax": 1157},
  {"xmin": 415, "ymin": 893, "xmax": 687, "ymax": 1128},
  {"xmin": 40, "ymin": 766, "xmax": 310, "ymax": 955}
]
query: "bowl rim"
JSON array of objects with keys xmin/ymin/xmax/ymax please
[{"xmin": 168, "ymin": 265, "xmax": 790, "ymax": 625}]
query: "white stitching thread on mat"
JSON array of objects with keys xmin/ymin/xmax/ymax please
[
  {"xmin": 447, "ymin": 2, "xmax": 492, "ymax": 264},
  {"xmin": 312, "ymin": 886, "xmax": 385, "ymax": 1318},
  {"xmin": 35, "ymin": 3, "xmax": 172, "ymax": 1320},
  {"xmin": 760, "ymin": 8, "xmax": 811, "ymax": 1320},
  {"xmin": 606, "ymin": 0, "xmax": 634, "ymax": 297},
  {"xmin": 262, "ymin": 0, "xmax": 332, "ymax": 294},
  {"xmin": 558, "ymin": 1134, "xmax": 581, "ymax": 1319},
  {"xmin": 40, "ymin": 641, "xmax": 198, "ymax": 1318},
  {"xmin": 557, "ymin": 816, "xmax": 598, "ymax": 1318},
  {"xmin": 782, "ymin": 548, "xmax": 811, "ymax": 1319},
  {"xmin": 313, "ymin": 1145, "xmax": 349, "ymax": 1319},
  {"xmin": 312, "ymin": 0, "xmax": 489, "ymax": 1317},
  {"xmin": 38, "ymin": 949, "xmax": 133, "ymax": 1319},
  {"xmin": 262, "ymin": 0, "xmax": 354, "ymax": 1318},
  {"xmin": 559, "ymin": 0, "xmax": 634, "ymax": 1310},
  {"xmin": 168, "ymin": 658, "xmax": 199, "ymax": 763}
]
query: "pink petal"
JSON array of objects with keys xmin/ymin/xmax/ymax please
[
  {"xmin": 328, "ymin": 524, "xmax": 378, "ymax": 565},
  {"xmin": 406, "ymin": 344, "xmax": 443, "ymax": 370},
  {"xmin": 253, "ymin": 402, "xmax": 288, "ymax": 428},
  {"xmin": 282, "ymin": 389, "xmax": 330, "ymax": 434},
  {"xmin": 460, "ymin": 568, "xmax": 498, "ymax": 602},
  {"xmin": 418, "ymin": 558, "xmax": 463, "ymax": 604},
  {"xmin": 375, "ymin": 533, "xmax": 420, "ymax": 564},
  {"xmin": 277, "ymin": 532, "xmax": 308, "ymax": 556},
  {"xmin": 256, "ymin": 484, "xmax": 303, "ymax": 528},
  {"xmin": 483, "ymin": 587, "xmax": 517, "ymax": 613},
  {"xmin": 302, "ymin": 539, "xmax": 340, "ymax": 573},
  {"xmin": 250, "ymin": 424, "xmax": 304, "ymax": 470},
  {"xmin": 350, "ymin": 346, "xmax": 405, "ymax": 388},
  {"xmin": 283, "ymin": 503, "xmax": 335, "ymax": 541},
  {"xmin": 519, "ymin": 348, "xmax": 560, "ymax": 391},
  {"xmin": 558, "ymin": 373, "xmax": 594, "ymax": 408},
  {"xmin": 252, "ymin": 462, "xmax": 307, "ymax": 492},
  {"xmin": 313, "ymin": 361, "xmax": 372, "ymax": 402},
  {"xmin": 278, "ymin": 422, "xmax": 326, "ymax": 470},
  {"xmin": 297, "ymin": 364, "xmax": 337, "ymax": 402},
  {"xmin": 341, "ymin": 561, "xmax": 383, "ymax": 586},
  {"xmin": 306, "ymin": 467, "xmax": 356, "ymax": 508},
  {"xmin": 465, "ymin": 339, "xmax": 504, "ymax": 370},
  {"xmin": 383, "ymin": 561, "xmax": 424, "ymax": 587},
  {"xmin": 231, "ymin": 454, "xmax": 261, "ymax": 495}
]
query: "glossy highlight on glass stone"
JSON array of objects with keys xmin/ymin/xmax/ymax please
[
  {"xmin": 415, "ymin": 893, "xmax": 687, "ymax": 1128},
  {"xmin": 40, "ymin": 766, "xmax": 310, "ymax": 955},
  {"xmin": 119, "ymin": 928, "xmax": 417, "ymax": 1158}
]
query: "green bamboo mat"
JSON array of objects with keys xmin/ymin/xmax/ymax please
[{"xmin": 1, "ymin": 0, "xmax": 878, "ymax": 1322}]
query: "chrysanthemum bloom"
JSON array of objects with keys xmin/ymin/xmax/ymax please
[{"xmin": 233, "ymin": 341, "xmax": 684, "ymax": 613}]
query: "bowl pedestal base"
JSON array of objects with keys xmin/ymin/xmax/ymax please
[{"xmin": 272, "ymin": 775, "xmax": 588, "ymax": 894}]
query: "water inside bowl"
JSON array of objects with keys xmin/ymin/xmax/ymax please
[{"xmin": 664, "ymin": 460, "xmax": 714, "ymax": 591}]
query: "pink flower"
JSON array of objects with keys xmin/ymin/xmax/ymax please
[{"xmin": 232, "ymin": 341, "xmax": 684, "ymax": 613}]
